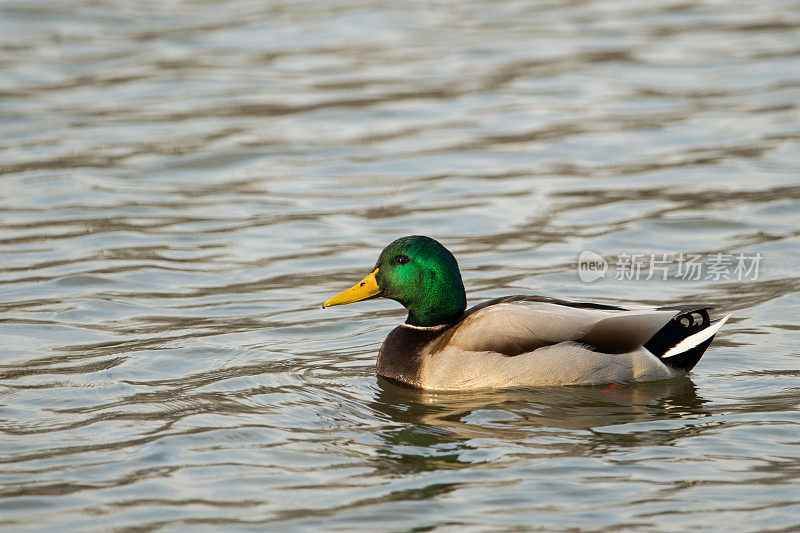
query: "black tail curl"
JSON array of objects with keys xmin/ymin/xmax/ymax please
[{"xmin": 644, "ymin": 308, "xmax": 713, "ymax": 372}]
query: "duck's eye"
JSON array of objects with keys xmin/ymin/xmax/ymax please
[{"xmin": 395, "ymin": 255, "xmax": 410, "ymax": 265}]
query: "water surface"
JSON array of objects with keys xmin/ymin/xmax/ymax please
[{"xmin": 2, "ymin": 0, "xmax": 800, "ymax": 531}]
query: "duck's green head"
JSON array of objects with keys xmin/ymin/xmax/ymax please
[{"xmin": 322, "ymin": 235, "xmax": 467, "ymax": 327}]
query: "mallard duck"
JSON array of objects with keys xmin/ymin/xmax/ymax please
[{"xmin": 323, "ymin": 236, "xmax": 730, "ymax": 391}]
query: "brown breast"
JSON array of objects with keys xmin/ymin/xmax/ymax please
[{"xmin": 376, "ymin": 324, "xmax": 449, "ymax": 388}]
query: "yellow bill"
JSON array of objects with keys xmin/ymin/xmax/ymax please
[{"xmin": 322, "ymin": 268, "xmax": 382, "ymax": 308}]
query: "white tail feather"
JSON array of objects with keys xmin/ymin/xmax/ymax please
[{"xmin": 662, "ymin": 314, "xmax": 731, "ymax": 359}]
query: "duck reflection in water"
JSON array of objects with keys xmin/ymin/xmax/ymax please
[{"xmin": 367, "ymin": 377, "xmax": 711, "ymax": 474}]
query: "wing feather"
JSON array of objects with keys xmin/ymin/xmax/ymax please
[{"xmin": 445, "ymin": 300, "xmax": 676, "ymax": 356}]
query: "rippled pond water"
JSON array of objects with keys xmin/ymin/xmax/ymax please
[{"xmin": 2, "ymin": 0, "xmax": 800, "ymax": 530}]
